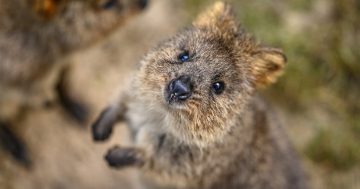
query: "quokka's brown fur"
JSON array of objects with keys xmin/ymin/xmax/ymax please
[
  {"xmin": 92, "ymin": 1, "xmax": 308, "ymax": 189},
  {"xmin": 0, "ymin": 0, "xmax": 147, "ymax": 118},
  {"xmin": 0, "ymin": 0, "xmax": 147, "ymax": 86},
  {"xmin": 0, "ymin": 0, "xmax": 147, "ymax": 165}
]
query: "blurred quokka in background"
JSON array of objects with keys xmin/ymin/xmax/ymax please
[
  {"xmin": 0, "ymin": 0, "xmax": 147, "ymax": 166},
  {"xmin": 92, "ymin": 1, "xmax": 309, "ymax": 189}
]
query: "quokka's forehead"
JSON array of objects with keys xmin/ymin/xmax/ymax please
[{"xmin": 156, "ymin": 31, "xmax": 235, "ymax": 59}]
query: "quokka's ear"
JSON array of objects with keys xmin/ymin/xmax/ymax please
[
  {"xmin": 193, "ymin": 1, "xmax": 237, "ymax": 34},
  {"xmin": 251, "ymin": 47, "xmax": 287, "ymax": 88},
  {"xmin": 32, "ymin": 0, "xmax": 65, "ymax": 19}
]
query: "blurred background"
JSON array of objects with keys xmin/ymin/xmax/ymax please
[{"xmin": 0, "ymin": 0, "xmax": 359, "ymax": 189}]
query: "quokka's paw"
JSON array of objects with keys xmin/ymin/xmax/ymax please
[
  {"xmin": 105, "ymin": 146, "xmax": 143, "ymax": 168},
  {"xmin": 91, "ymin": 107, "xmax": 118, "ymax": 141}
]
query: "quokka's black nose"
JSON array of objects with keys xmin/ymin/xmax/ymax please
[{"xmin": 167, "ymin": 75, "xmax": 193, "ymax": 102}]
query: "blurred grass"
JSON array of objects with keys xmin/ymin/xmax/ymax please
[
  {"xmin": 184, "ymin": 0, "xmax": 360, "ymax": 188},
  {"xmin": 305, "ymin": 128, "xmax": 360, "ymax": 170}
]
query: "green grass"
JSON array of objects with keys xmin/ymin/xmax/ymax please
[{"xmin": 305, "ymin": 129, "xmax": 360, "ymax": 171}]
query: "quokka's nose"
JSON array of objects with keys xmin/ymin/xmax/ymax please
[{"xmin": 167, "ymin": 75, "xmax": 193, "ymax": 102}]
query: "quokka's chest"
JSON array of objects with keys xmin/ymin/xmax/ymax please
[{"xmin": 124, "ymin": 100, "xmax": 167, "ymax": 140}]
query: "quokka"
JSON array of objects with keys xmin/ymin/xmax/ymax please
[
  {"xmin": 0, "ymin": 0, "xmax": 148, "ymax": 166},
  {"xmin": 92, "ymin": 1, "xmax": 308, "ymax": 189}
]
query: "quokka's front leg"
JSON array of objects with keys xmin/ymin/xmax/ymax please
[
  {"xmin": 105, "ymin": 146, "xmax": 145, "ymax": 168},
  {"xmin": 91, "ymin": 92, "xmax": 129, "ymax": 141}
]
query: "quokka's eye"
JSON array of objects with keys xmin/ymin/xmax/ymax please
[
  {"xmin": 100, "ymin": 0, "xmax": 118, "ymax": 10},
  {"xmin": 178, "ymin": 51, "xmax": 190, "ymax": 62},
  {"xmin": 212, "ymin": 81, "xmax": 225, "ymax": 95}
]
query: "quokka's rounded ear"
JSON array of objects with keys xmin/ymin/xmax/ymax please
[
  {"xmin": 251, "ymin": 47, "xmax": 287, "ymax": 88},
  {"xmin": 32, "ymin": 0, "xmax": 65, "ymax": 19},
  {"xmin": 193, "ymin": 1, "xmax": 238, "ymax": 34}
]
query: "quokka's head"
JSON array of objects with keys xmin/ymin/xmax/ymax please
[
  {"xmin": 29, "ymin": 0, "xmax": 148, "ymax": 49},
  {"xmin": 138, "ymin": 1, "xmax": 286, "ymax": 146}
]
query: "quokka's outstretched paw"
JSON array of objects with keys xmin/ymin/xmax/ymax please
[
  {"xmin": 91, "ymin": 107, "xmax": 119, "ymax": 141},
  {"xmin": 105, "ymin": 146, "xmax": 143, "ymax": 168}
]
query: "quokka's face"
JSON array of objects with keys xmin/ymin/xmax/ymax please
[
  {"xmin": 138, "ymin": 2, "xmax": 286, "ymax": 146},
  {"xmin": 138, "ymin": 28, "xmax": 255, "ymax": 146}
]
